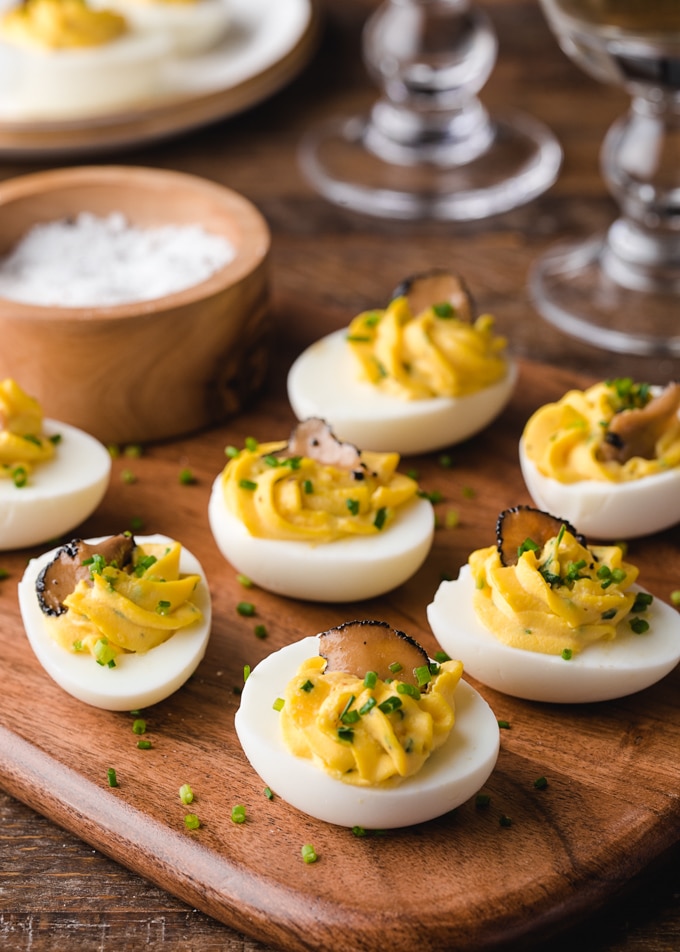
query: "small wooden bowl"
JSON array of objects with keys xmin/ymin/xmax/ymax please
[{"xmin": 0, "ymin": 165, "xmax": 271, "ymax": 444}]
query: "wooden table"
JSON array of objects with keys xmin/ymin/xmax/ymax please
[{"xmin": 1, "ymin": 1, "xmax": 679, "ymax": 950}]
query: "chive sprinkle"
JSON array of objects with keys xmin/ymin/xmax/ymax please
[
  {"xmin": 237, "ymin": 601, "xmax": 256, "ymax": 617},
  {"xmin": 238, "ymin": 478, "xmax": 257, "ymax": 491},
  {"xmin": 237, "ymin": 573, "xmax": 253, "ymax": 588},
  {"xmin": 107, "ymin": 768, "xmax": 118, "ymax": 787},
  {"xmin": 137, "ymin": 739, "xmax": 152, "ymax": 750},
  {"xmin": 497, "ymin": 719, "xmax": 511, "ymax": 729},
  {"xmin": 273, "ymin": 697, "xmax": 285, "ymax": 711},
  {"xmin": 179, "ymin": 784, "xmax": 194, "ymax": 804},
  {"xmin": 179, "ymin": 468, "xmax": 196, "ymax": 485},
  {"xmin": 301, "ymin": 844, "xmax": 318, "ymax": 864},
  {"xmin": 132, "ymin": 718, "xmax": 147, "ymax": 735},
  {"xmin": 346, "ymin": 498, "xmax": 360, "ymax": 516},
  {"xmin": 264, "ymin": 786, "xmax": 274, "ymax": 800},
  {"xmin": 363, "ymin": 671, "xmax": 377, "ymax": 688},
  {"xmin": 561, "ymin": 648, "xmax": 573, "ymax": 660},
  {"xmin": 231, "ymin": 804, "xmax": 246, "ymax": 824},
  {"xmin": 184, "ymin": 814, "xmax": 200, "ymax": 830},
  {"xmin": 534, "ymin": 776, "xmax": 548, "ymax": 790},
  {"xmin": 254, "ymin": 624, "xmax": 268, "ymax": 639}
]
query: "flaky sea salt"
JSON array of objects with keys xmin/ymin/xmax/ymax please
[{"xmin": 0, "ymin": 211, "xmax": 236, "ymax": 307}]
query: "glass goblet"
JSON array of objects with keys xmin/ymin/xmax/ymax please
[
  {"xmin": 298, "ymin": 0, "xmax": 562, "ymax": 221},
  {"xmin": 531, "ymin": 0, "xmax": 680, "ymax": 357}
]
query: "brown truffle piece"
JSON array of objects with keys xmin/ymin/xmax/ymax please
[
  {"xmin": 392, "ymin": 269, "xmax": 474, "ymax": 322},
  {"xmin": 496, "ymin": 506, "xmax": 585, "ymax": 567},
  {"xmin": 319, "ymin": 619, "xmax": 430, "ymax": 689},
  {"xmin": 600, "ymin": 382, "xmax": 680, "ymax": 464},
  {"xmin": 36, "ymin": 533, "xmax": 135, "ymax": 616},
  {"xmin": 286, "ymin": 418, "xmax": 361, "ymax": 471}
]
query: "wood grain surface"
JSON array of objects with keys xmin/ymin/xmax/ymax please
[{"xmin": 1, "ymin": 0, "xmax": 680, "ymax": 950}]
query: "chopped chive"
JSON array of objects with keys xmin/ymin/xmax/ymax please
[
  {"xmin": 301, "ymin": 843, "xmax": 318, "ymax": 864},
  {"xmin": 273, "ymin": 697, "xmax": 285, "ymax": 712},
  {"xmin": 107, "ymin": 768, "xmax": 118, "ymax": 787},
  {"xmin": 236, "ymin": 601, "xmax": 256, "ymax": 617},
  {"xmin": 238, "ymin": 478, "xmax": 257, "ymax": 491},
  {"xmin": 231, "ymin": 804, "xmax": 247, "ymax": 824},
  {"xmin": 406, "ymin": 468, "xmax": 419, "ymax": 480},
  {"xmin": 630, "ymin": 617, "xmax": 650, "ymax": 634},
  {"xmin": 671, "ymin": 590, "xmax": 680, "ymax": 606},
  {"xmin": 225, "ymin": 445, "xmax": 240, "ymax": 458},
  {"xmin": 631, "ymin": 592, "xmax": 653, "ymax": 613},
  {"xmin": 237, "ymin": 573, "xmax": 253, "ymax": 588},
  {"xmin": 363, "ymin": 671, "xmax": 377, "ymax": 689},
  {"xmin": 243, "ymin": 664, "xmax": 251, "ymax": 683},
  {"xmin": 303, "ymin": 479, "xmax": 313, "ymax": 494},
  {"xmin": 155, "ymin": 600, "xmax": 171, "ymax": 615},
  {"xmin": 184, "ymin": 814, "xmax": 200, "ymax": 830},
  {"xmin": 124, "ymin": 443, "xmax": 143, "ymax": 458},
  {"xmin": 359, "ymin": 697, "xmax": 376, "ymax": 715},
  {"xmin": 346, "ymin": 498, "xmax": 360, "ymax": 516},
  {"xmin": 497, "ymin": 719, "xmax": 511, "ymax": 729},
  {"xmin": 432, "ymin": 301, "xmax": 455, "ymax": 318},
  {"xmin": 561, "ymin": 648, "xmax": 573, "ymax": 660},
  {"xmin": 137, "ymin": 739, "xmax": 152, "ymax": 750},
  {"xmin": 534, "ymin": 776, "xmax": 548, "ymax": 790},
  {"xmin": 388, "ymin": 661, "xmax": 402, "ymax": 674},
  {"xmin": 415, "ymin": 664, "xmax": 432, "ymax": 687},
  {"xmin": 352, "ymin": 826, "xmax": 368, "ymax": 837},
  {"xmin": 0, "ymin": 568, "xmax": 9, "ymax": 580},
  {"xmin": 337, "ymin": 727, "xmax": 354, "ymax": 742},
  {"xmin": 373, "ymin": 507, "xmax": 387, "ymax": 530},
  {"xmin": 445, "ymin": 509, "xmax": 460, "ymax": 528},
  {"xmin": 132, "ymin": 718, "xmax": 147, "ymax": 735},
  {"xmin": 499, "ymin": 815, "xmax": 512, "ymax": 827},
  {"xmin": 129, "ymin": 516, "xmax": 144, "ymax": 532},
  {"xmin": 378, "ymin": 696, "xmax": 402, "ymax": 714},
  {"xmin": 245, "ymin": 437, "xmax": 258, "ymax": 451},
  {"xmin": 434, "ymin": 650, "xmax": 451, "ymax": 663},
  {"xmin": 397, "ymin": 682, "xmax": 420, "ymax": 699},
  {"xmin": 254, "ymin": 623, "xmax": 268, "ymax": 639},
  {"xmin": 263, "ymin": 454, "xmax": 280, "ymax": 467},
  {"xmin": 300, "ymin": 679, "xmax": 314, "ymax": 693},
  {"xmin": 264, "ymin": 786, "xmax": 274, "ymax": 800},
  {"xmin": 475, "ymin": 793, "xmax": 490, "ymax": 808},
  {"xmin": 179, "ymin": 468, "xmax": 196, "ymax": 485},
  {"xmin": 346, "ymin": 333, "xmax": 372, "ymax": 343},
  {"xmin": 179, "ymin": 784, "xmax": 194, "ymax": 804},
  {"xmin": 121, "ymin": 468, "xmax": 137, "ymax": 484}
]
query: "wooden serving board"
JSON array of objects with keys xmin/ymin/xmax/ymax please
[{"xmin": 1, "ymin": 357, "xmax": 679, "ymax": 952}]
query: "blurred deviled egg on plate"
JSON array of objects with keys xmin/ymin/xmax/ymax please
[
  {"xmin": 0, "ymin": 379, "xmax": 111, "ymax": 551},
  {"xmin": 427, "ymin": 506, "xmax": 680, "ymax": 704},
  {"xmin": 18, "ymin": 532, "xmax": 211, "ymax": 710},
  {"xmin": 0, "ymin": 0, "xmax": 171, "ymax": 120},
  {"xmin": 208, "ymin": 418, "xmax": 435, "ymax": 602},
  {"xmin": 236, "ymin": 620, "xmax": 500, "ymax": 829},
  {"xmin": 287, "ymin": 270, "xmax": 517, "ymax": 456},
  {"xmin": 519, "ymin": 378, "xmax": 680, "ymax": 539}
]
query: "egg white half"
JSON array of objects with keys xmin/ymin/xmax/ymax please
[
  {"xmin": 18, "ymin": 533, "xmax": 212, "ymax": 711},
  {"xmin": 286, "ymin": 328, "xmax": 518, "ymax": 456},
  {"xmin": 235, "ymin": 635, "xmax": 500, "ymax": 829},
  {"xmin": 97, "ymin": 0, "xmax": 231, "ymax": 56},
  {"xmin": 0, "ymin": 29, "xmax": 170, "ymax": 120},
  {"xmin": 0, "ymin": 419, "xmax": 111, "ymax": 552},
  {"xmin": 208, "ymin": 475, "xmax": 434, "ymax": 602},
  {"xmin": 519, "ymin": 437, "xmax": 680, "ymax": 540},
  {"xmin": 427, "ymin": 564, "xmax": 680, "ymax": 704}
]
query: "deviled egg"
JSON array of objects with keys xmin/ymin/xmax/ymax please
[
  {"xmin": 287, "ymin": 271, "xmax": 517, "ymax": 455},
  {"xmin": 0, "ymin": 379, "xmax": 111, "ymax": 551},
  {"xmin": 18, "ymin": 532, "xmax": 211, "ymax": 710},
  {"xmin": 94, "ymin": 0, "xmax": 230, "ymax": 56},
  {"xmin": 235, "ymin": 621, "xmax": 500, "ymax": 829},
  {"xmin": 519, "ymin": 378, "xmax": 680, "ymax": 539},
  {"xmin": 427, "ymin": 506, "xmax": 680, "ymax": 703},
  {"xmin": 208, "ymin": 419, "xmax": 435, "ymax": 602},
  {"xmin": 0, "ymin": 0, "xmax": 171, "ymax": 120}
]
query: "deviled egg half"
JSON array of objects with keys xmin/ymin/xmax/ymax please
[
  {"xmin": 0, "ymin": 379, "xmax": 111, "ymax": 551},
  {"xmin": 208, "ymin": 419, "xmax": 435, "ymax": 602},
  {"xmin": 0, "ymin": 0, "xmax": 171, "ymax": 120},
  {"xmin": 427, "ymin": 506, "xmax": 680, "ymax": 704},
  {"xmin": 18, "ymin": 532, "xmax": 211, "ymax": 710},
  {"xmin": 236, "ymin": 620, "xmax": 500, "ymax": 829},
  {"xmin": 287, "ymin": 271, "xmax": 517, "ymax": 456},
  {"xmin": 519, "ymin": 378, "xmax": 680, "ymax": 539}
]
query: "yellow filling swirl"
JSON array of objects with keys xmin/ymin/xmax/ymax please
[
  {"xmin": 346, "ymin": 295, "xmax": 508, "ymax": 400},
  {"xmin": 280, "ymin": 656, "xmax": 463, "ymax": 786},
  {"xmin": 47, "ymin": 540, "xmax": 202, "ymax": 662},
  {"xmin": 0, "ymin": 378, "xmax": 55, "ymax": 484},
  {"xmin": 1, "ymin": 0, "xmax": 128, "ymax": 50},
  {"xmin": 221, "ymin": 440, "xmax": 418, "ymax": 543},
  {"xmin": 469, "ymin": 529, "xmax": 642, "ymax": 656}
]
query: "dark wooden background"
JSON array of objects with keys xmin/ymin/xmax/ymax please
[{"xmin": 1, "ymin": 0, "xmax": 679, "ymax": 949}]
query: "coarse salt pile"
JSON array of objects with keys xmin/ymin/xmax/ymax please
[{"xmin": 0, "ymin": 211, "xmax": 236, "ymax": 307}]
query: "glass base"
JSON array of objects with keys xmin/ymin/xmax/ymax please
[
  {"xmin": 530, "ymin": 235, "xmax": 680, "ymax": 357},
  {"xmin": 298, "ymin": 109, "xmax": 562, "ymax": 221}
]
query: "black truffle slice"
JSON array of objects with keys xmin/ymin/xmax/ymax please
[
  {"xmin": 36, "ymin": 533, "xmax": 135, "ymax": 616},
  {"xmin": 496, "ymin": 506, "xmax": 586, "ymax": 567},
  {"xmin": 392, "ymin": 269, "xmax": 474, "ymax": 322},
  {"xmin": 600, "ymin": 382, "xmax": 680, "ymax": 464},
  {"xmin": 319, "ymin": 619, "xmax": 430, "ymax": 689},
  {"xmin": 286, "ymin": 418, "xmax": 361, "ymax": 471}
]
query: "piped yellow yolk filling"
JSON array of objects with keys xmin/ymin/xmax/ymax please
[
  {"xmin": 346, "ymin": 295, "xmax": 508, "ymax": 400},
  {"xmin": 1, "ymin": 0, "xmax": 127, "ymax": 50},
  {"xmin": 221, "ymin": 440, "xmax": 418, "ymax": 543},
  {"xmin": 280, "ymin": 656, "xmax": 463, "ymax": 786},
  {"xmin": 0, "ymin": 378, "xmax": 55, "ymax": 484},
  {"xmin": 469, "ymin": 530, "xmax": 647, "ymax": 656},
  {"xmin": 522, "ymin": 381, "xmax": 680, "ymax": 483},
  {"xmin": 46, "ymin": 541, "xmax": 202, "ymax": 663}
]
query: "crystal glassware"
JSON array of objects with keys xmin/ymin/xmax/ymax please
[
  {"xmin": 531, "ymin": 0, "xmax": 680, "ymax": 356},
  {"xmin": 298, "ymin": 0, "xmax": 562, "ymax": 221}
]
